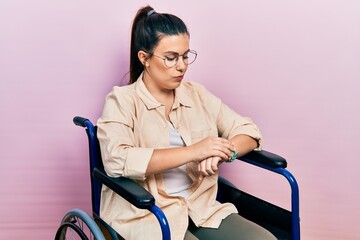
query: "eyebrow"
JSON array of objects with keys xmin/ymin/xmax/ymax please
[{"xmin": 163, "ymin": 49, "xmax": 190, "ymax": 55}]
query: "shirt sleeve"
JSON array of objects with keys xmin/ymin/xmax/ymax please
[
  {"xmin": 194, "ymin": 83, "xmax": 263, "ymax": 151},
  {"xmin": 218, "ymin": 103, "xmax": 263, "ymax": 151},
  {"xmin": 97, "ymin": 87, "xmax": 154, "ymax": 180}
]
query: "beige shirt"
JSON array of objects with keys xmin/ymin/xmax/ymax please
[{"xmin": 97, "ymin": 75, "xmax": 262, "ymax": 240}]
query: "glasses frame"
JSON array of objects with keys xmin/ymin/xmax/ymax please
[{"xmin": 151, "ymin": 50, "xmax": 197, "ymax": 68}]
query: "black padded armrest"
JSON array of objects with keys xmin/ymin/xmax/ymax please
[
  {"xmin": 238, "ymin": 150, "xmax": 287, "ymax": 168},
  {"xmin": 93, "ymin": 168, "xmax": 155, "ymax": 209}
]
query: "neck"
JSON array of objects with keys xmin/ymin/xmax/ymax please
[{"xmin": 142, "ymin": 74, "xmax": 174, "ymax": 104}]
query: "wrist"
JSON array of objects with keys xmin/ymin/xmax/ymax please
[{"xmin": 186, "ymin": 145, "xmax": 198, "ymax": 163}]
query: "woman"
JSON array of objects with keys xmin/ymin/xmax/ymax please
[{"xmin": 97, "ymin": 5, "xmax": 276, "ymax": 240}]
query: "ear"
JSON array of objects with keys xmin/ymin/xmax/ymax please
[{"xmin": 138, "ymin": 50, "xmax": 150, "ymax": 67}]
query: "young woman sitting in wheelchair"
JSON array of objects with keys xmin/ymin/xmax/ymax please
[{"xmin": 97, "ymin": 5, "xmax": 276, "ymax": 240}]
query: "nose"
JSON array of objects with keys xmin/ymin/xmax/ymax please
[{"xmin": 175, "ymin": 56, "xmax": 187, "ymax": 72}]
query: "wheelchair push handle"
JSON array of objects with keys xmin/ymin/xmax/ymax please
[{"xmin": 73, "ymin": 116, "xmax": 90, "ymax": 127}]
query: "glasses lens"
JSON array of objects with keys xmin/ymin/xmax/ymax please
[
  {"xmin": 165, "ymin": 58, "xmax": 177, "ymax": 68},
  {"xmin": 186, "ymin": 50, "xmax": 197, "ymax": 65},
  {"xmin": 163, "ymin": 50, "xmax": 197, "ymax": 68}
]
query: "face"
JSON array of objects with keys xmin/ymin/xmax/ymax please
[{"xmin": 140, "ymin": 34, "xmax": 190, "ymax": 93}]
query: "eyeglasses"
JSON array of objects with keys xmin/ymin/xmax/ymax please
[{"xmin": 151, "ymin": 50, "xmax": 197, "ymax": 68}]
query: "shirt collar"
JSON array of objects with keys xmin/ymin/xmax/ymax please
[
  {"xmin": 174, "ymin": 84, "xmax": 193, "ymax": 108},
  {"xmin": 135, "ymin": 72, "xmax": 193, "ymax": 110},
  {"xmin": 135, "ymin": 73, "xmax": 161, "ymax": 110}
]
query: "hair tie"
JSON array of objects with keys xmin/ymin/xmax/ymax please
[{"xmin": 147, "ymin": 10, "xmax": 156, "ymax": 17}]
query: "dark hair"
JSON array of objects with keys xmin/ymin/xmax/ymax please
[{"xmin": 129, "ymin": 6, "xmax": 189, "ymax": 84}]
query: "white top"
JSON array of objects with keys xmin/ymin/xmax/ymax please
[{"xmin": 163, "ymin": 122, "xmax": 192, "ymax": 198}]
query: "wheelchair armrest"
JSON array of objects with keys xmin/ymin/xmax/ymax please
[
  {"xmin": 93, "ymin": 168, "xmax": 155, "ymax": 210},
  {"xmin": 73, "ymin": 116, "xmax": 90, "ymax": 128},
  {"xmin": 238, "ymin": 150, "xmax": 287, "ymax": 168}
]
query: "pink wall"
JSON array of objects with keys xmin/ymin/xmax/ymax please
[{"xmin": 1, "ymin": 1, "xmax": 359, "ymax": 239}]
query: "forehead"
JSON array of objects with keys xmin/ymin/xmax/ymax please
[{"xmin": 154, "ymin": 34, "xmax": 190, "ymax": 53}]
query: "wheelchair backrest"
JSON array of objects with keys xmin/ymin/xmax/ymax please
[{"xmin": 85, "ymin": 125, "xmax": 103, "ymax": 216}]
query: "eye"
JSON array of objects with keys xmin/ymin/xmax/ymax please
[{"xmin": 165, "ymin": 56, "xmax": 178, "ymax": 62}]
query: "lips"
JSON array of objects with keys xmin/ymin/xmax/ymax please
[{"xmin": 174, "ymin": 75, "xmax": 183, "ymax": 81}]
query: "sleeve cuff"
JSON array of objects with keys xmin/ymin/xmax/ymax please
[{"xmin": 124, "ymin": 148, "xmax": 154, "ymax": 180}]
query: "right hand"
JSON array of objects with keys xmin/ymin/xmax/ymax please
[{"xmin": 189, "ymin": 136, "xmax": 235, "ymax": 162}]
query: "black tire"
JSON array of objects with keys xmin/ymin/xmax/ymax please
[
  {"xmin": 55, "ymin": 209, "xmax": 105, "ymax": 240},
  {"xmin": 55, "ymin": 220, "xmax": 89, "ymax": 240}
]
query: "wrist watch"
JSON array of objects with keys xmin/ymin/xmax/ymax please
[{"xmin": 226, "ymin": 150, "xmax": 238, "ymax": 163}]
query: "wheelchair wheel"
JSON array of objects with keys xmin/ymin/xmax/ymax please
[
  {"xmin": 55, "ymin": 209, "xmax": 106, "ymax": 240},
  {"xmin": 55, "ymin": 221, "xmax": 89, "ymax": 240}
]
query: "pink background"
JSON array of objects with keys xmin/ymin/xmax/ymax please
[{"xmin": 1, "ymin": 1, "xmax": 359, "ymax": 239}]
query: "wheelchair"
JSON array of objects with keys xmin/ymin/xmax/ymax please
[{"xmin": 55, "ymin": 116, "xmax": 300, "ymax": 240}]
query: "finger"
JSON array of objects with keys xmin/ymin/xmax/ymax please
[
  {"xmin": 199, "ymin": 174, "xmax": 204, "ymax": 181},
  {"xmin": 198, "ymin": 163, "xmax": 204, "ymax": 180},
  {"xmin": 217, "ymin": 137, "xmax": 234, "ymax": 148},
  {"xmin": 211, "ymin": 157, "xmax": 220, "ymax": 172},
  {"xmin": 212, "ymin": 149, "xmax": 232, "ymax": 160},
  {"xmin": 218, "ymin": 156, "xmax": 226, "ymax": 165},
  {"xmin": 206, "ymin": 158, "xmax": 215, "ymax": 175},
  {"xmin": 199, "ymin": 160, "xmax": 209, "ymax": 177},
  {"xmin": 212, "ymin": 143, "xmax": 234, "ymax": 158}
]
